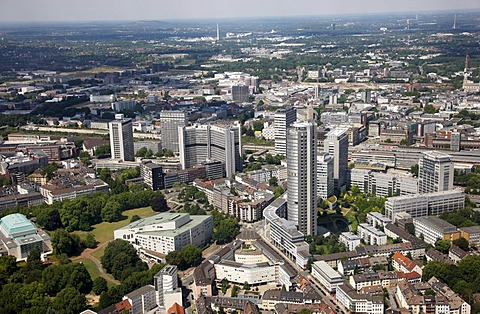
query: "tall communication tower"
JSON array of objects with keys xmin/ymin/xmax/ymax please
[
  {"xmin": 216, "ymin": 23, "xmax": 220, "ymax": 42},
  {"xmin": 453, "ymin": 14, "xmax": 457, "ymax": 30}
]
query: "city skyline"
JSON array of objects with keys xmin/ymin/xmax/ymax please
[{"xmin": 1, "ymin": 0, "xmax": 479, "ymax": 22}]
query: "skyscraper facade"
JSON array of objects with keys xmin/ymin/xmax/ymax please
[
  {"xmin": 317, "ymin": 152, "xmax": 334, "ymax": 200},
  {"xmin": 418, "ymin": 151, "xmax": 454, "ymax": 194},
  {"xmin": 274, "ymin": 107, "xmax": 296, "ymax": 156},
  {"xmin": 160, "ymin": 110, "xmax": 188, "ymax": 153},
  {"xmin": 323, "ymin": 128, "xmax": 349, "ymax": 193},
  {"xmin": 109, "ymin": 118, "xmax": 135, "ymax": 161},
  {"xmin": 178, "ymin": 124, "xmax": 242, "ymax": 179},
  {"xmin": 287, "ymin": 121, "xmax": 317, "ymax": 236}
]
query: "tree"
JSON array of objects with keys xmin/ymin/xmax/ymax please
[
  {"xmin": 41, "ymin": 163, "xmax": 60, "ymax": 180},
  {"xmin": 94, "ymin": 144, "xmax": 111, "ymax": 158},
  {"xmin": 274, "ymin": 186, "xmax": 284, "ymax": 198},
  {"xmin": 221, "ymin": 278, "xmax": 229, "ymax": 294},
  {"xmin": 36, "ymin": 207, "xmax": 63, "ymax": 230},
  {"xmin": 164, "ymin": 149, "xmax": 174, "ymax": 157},
  {"xmin": 243, "ymin": 281, "xmax": 251, "ymax": 291},
  {"xmin": 92, "ymin": 277, "xmax": 108, "ymax": 295},
  {"xmin": 101, "ymin": 201, "xmax": 123, "ymax": 222},
  {"xmin": 298, "ymin": 309, "xmax": 312, "ymax": 314},
  {"xmin": 213, "ymin": 218, "xmax": 240, "ymax": 244},
  {"xmin": 101, "ymin": 239, "xmax": 144, "ymax": 280},
  {"xmin": 165, "ymin": 245, "xmax": 202, "ymax": 270},
  {"xmin": 453, "ymin": 237, "xmax": 470, "ymax": 251},
  {"xmin": 231, "ymin": 285, "xmax": 239, "ymax": 297},
  {"xmin": 82, "ymin": 233, "xmax": 98, "ymax": 249},
  {"xmin": 151, "ymin": 194, "xmax": 169, "ymax": 212},
  {"xmin": 410, "ymin": 164, "xmax": 419, "ymax": 177},
  {"xmin": 53, "ymin": 287, "xmax": 86, "ymax": 314},
  {"xmin": 435, "ymin": 239, "xmax": 451, "ymax": 254},
  {"xmin": 51, "ymin": 229, "xmax": 82, "ymax": 256},
  {"xmin": 269, "ymin": 177, "xmax": 278, "ymax": 187}
]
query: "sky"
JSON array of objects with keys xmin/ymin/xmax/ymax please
[{"xmin": 0, "ymin": 0, "xmax": 479, "ymax": 22}]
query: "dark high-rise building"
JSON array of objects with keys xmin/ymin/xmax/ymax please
[
  {"xmin": 109, "ymin": 118, "xmax": 135, "ymax": 161},
  {"xmin": 287, "ymin": 121, "xmax": 317, "ymax": 236}
]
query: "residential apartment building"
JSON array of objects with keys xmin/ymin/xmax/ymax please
[
  {"xmin": 339, "ymin": 232, "xmax": 361, "ymax": 251},
  {"xmin": 392, "ymin": 251, "xmax": 422, "ymax": 275},
  {"xmin": 366, "ymin": 212, "xmax": 392, "ymax": 229},
  {"xmin": 357, "ymin": 223, "xmax": 387, "ymax": 246},
  {"xmin": 336, "ymin": 284, "xmax": 384, "ymax": 314},
  {"xmin": 39, "ymin": 181, "xmax": 109, "ymax": 205}
]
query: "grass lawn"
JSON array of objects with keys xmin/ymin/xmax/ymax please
[
  {"xmin": 74, "ymin": 206, "xmax": 156, "ymax": 243},
  {"xmin": 74, "ymin": 257, "xmax": 116, "ymax": 287},
  {"xmin": 75, "ymin": 258, "xmax": 101, "ymax": 280},
  {"xmin": 91, "ymin": 246, "xmax": 106, "ymax": 261}
]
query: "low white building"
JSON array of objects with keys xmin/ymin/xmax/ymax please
[
  {"xmin": 357, "ymin": 223, "xmax": 387, "ymax": 246},
  {"xmin": 114, "ymin": 213, "xmax": 213, "ymax": 255},
  {"xmin": 339, "ymin": 232, "xmax": 361, "ymax": 251},
  {"xmin": 366, "ymin": 212, "xmax": 391, "ymax": 229},
  {"xmin": 336, "ymin": 284, "xmax": 384, "ymax": 314},
  {"xmin": 311, "ymin": 261, "xmax": 344, "ymax": 292}
]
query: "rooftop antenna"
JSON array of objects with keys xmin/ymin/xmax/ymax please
[{"xmin": 453, "ymin": 14, "xmax": 457, "ymax": 30}]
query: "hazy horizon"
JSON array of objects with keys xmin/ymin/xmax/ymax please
[{"xmin": 1, "ymin": 0, "xmax": 479, "ymax": 23}]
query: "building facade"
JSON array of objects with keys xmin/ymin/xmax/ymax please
[
  {"xmin": 114, "ymin": 213, "xmax": 213, "ymax": 255},
  {"xmin": 418, "ymin": 151, "xmax": 454, "ymax": 194},
  {"xmin": 109, "ymin": 118, "xmax": 135, "ymax": 161},
  {"xmin": 274, "ymin": 107, "xmax": 296, "ymax": 156},
  {"xmin": 160, "ymin": 110, "xmax": 188, "ymax": 153},
  {"xmin": 286, "ymin": 122, "xmax": 317, "ymax": 236},
  {"xmin": 323, "ymin": 128, "xmax": 349, "ymax": 192},
  {"xmin": 179, "ymin": 124, "xmax": 242, "ymax": 179},
  {"xmin": 317, "ymin": 153, "xmax": 334, "ymax": 200}
]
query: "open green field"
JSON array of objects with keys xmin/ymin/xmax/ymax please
[
  {"xmin": 74, "ymin": 206, "xmax": 156, "ymax": 243},
  {"xmin": 75, "ymin": 258, "xmax": 101, "ymax": 280},
  {"xmin": 74, "ymin": 258, "xmax": 116, "ymax": 287},
  {"xmin": 91, "ymin": 246, "xmax": 106, "ymax": 261}
]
